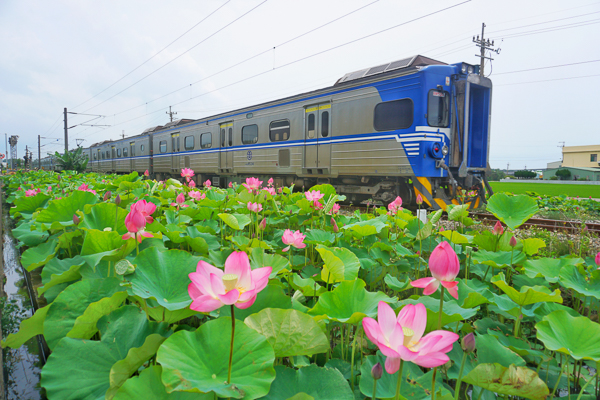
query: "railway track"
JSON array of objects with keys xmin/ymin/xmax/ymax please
[{"xmin": 339, "ymin": 205, "xmax": 600, "ymax": 235}]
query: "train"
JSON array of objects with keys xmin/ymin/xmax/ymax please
[{"xmin": 42, "ymin": 55, "xmax": 493, "ymax": 210}]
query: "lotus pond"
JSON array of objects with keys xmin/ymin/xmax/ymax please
[{"xmin": 2, "ymin": 170, "xmax": 600, "ymax": 400}]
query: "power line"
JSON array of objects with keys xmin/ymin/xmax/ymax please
[
  {"xmin": 495, "ymin": 73, "xmax": 600, "ymax": 86},
  {"xmin": 71, "ymin": 1, "xmax": 231, "ymax": 111},
  {"xmin": 494, "ymin": 59, "xmax": 600, "ymax": 75},
  {"xmin": 487, "ymin": 10, "xmax": 600, "ymax": 34},
  {"xmin": 80, "ymin": 0, "xmax": 269, "ymax": 114}
]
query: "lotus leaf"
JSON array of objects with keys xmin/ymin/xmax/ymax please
[
  {"xmin": 536, "ymin": 310, "xmax": 600, "ymax": 361},
  {"xmin": 2, "ymin": 304, "xmax": 50, "ymax": 349},
  {"xmin": 10, "ymin": 192, "xmax": 50, "ymax": 219},
  {"xmin": 476, "ymin": 334, "xmax": 526, "ymax": 367},
  {"xmin": 113, "ymin": 366, "xmax": 206, "ymax": 400},
  {"xmin": 39, "ymin": 255, "xmax": 86, "ymax": 295},
  {"xmin": 260, "ymin": 365, "xmax": 353, "ymax": 400},
  {"xmin": 37, "ymin": 190, "xmax": 98, "ymax": 224},
  {"xmin": 471, "ymin": 249, "xmax": 526, "ymax": 269},
  {"xmin": 21, "ymin": 238, "xmax": 58, "ymax": 271},
  {"xmin": 12, "ymin": 221, "xmax": 49, "ymax": 246},
  {"xmin": 462, "ymin": 363, "xmax": 549, "ymax": 400},
  {"xmin": 522, "ymin": 257, "xmax": 583, "ymax": 283},
  {"xmin": 219, "ymin": 213, "xmax": 251, "ymax": 230},
  {"xmin": 317, "ymin": 246, "xmax": 360, "ymax": 283},
  {"xmin": 491, "ymin": 273, "xmax": 562, "ymax": 306},
  {"xmin": 486, "ymin": 193, "xmax": 538, "ymax": 230},
  {"xmin": 558, "ymin": 264, "xmax": 600, "ymax": 299},
  {"xmin": 81, "ymin": 202, "xmax": 128, "ymax": 233}
]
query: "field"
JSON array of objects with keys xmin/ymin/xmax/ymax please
[{"xmin": 489, "ymin": 181, "xmax": 600, "ymax": 198}]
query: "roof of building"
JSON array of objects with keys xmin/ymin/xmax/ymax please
[
  {"xmin": 563, "ymin": 145, "xmax": 600, "ymax": 153},
  {"xmin": 547, "ymin": 166, "xmax": 600, "ymax": 172}
]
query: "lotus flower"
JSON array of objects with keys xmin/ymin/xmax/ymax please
[
  {"xmin": 170, "ymin": 192, "xmax": 189, "ymax": 208},
  {"xmin": 25, "ymin": 189, "xmax": 40, "ymax": 197},
  {"xmin": 267, "ymin": 177, "xmax": 274, "ymax": 186},
  {"xmin": 416, "ymin": 194, "xmax": 423, "ymax": 205},
  {"xmin": 411, "ymin": 241, "xmax": 460, "ymax": 299},
  {"xmin": 263, "ymin": 187, "xmax": 276, "ymax": 196},
  {"xmin": 596, "ymin": 251, "xmax": 600, "ymax": 267},
  {"xmin": 189, "ymin": 179, "xmax": 196, "ymax": 188},
  {"xmin": 228, "ymin": 182, "xmax": 233, "ymax": 188},
  {"xmin": 122, "ymin": 209, "xmax": 153, "ymax": 242},
  {"xmin": 189, "ymin": 191, "xmax": 206, "ymax": 201},
  {"xmin": 243, "ymin": 177, "xmax": 263, "ymax": 193},
  {"xmin": 493, "ymin": 221, "xmax": 504, "ymax": 235},
  {"xmin": 204, "ymin": 179, "xmax": 211, "ymax": 188},
  {"xmin": 104, "ymin": 191, "xmax": 112, "ymax": 201},
  {"xmin": 331, "ymin": 217, "xmax": 339, "ymax": 233},
  {"xmin": 509, "ymin": 236, "xmax": 517, "ymax": 247},
  {"xmin": 259, "ymin": 218, "xmax": 267, "ymax": 231},
  {"xmin": 388, "ymin": 196, "xmax": 403, "ymax": 214},
  {"xmin": 181, "ymin": 168, "xmax": 195, "ymax": 180},
  {"xmin": 247, "ymin": 202, "xmax": 263, "ymax": 213},
  {"xmin": 144, "ymin": 170, "xmax": 149, "ymax": 177},
  {"xmin": 77, "ymin": 183, "xmax": 97, "ymax": 195},
  {"xmin": 282, "ymin": 229, "xmax": 306, "ymax": 252},
  {"xmin": 188, "ymin": 251, "xmax": 272, "ymax": 312},
  {"xmin": 305, "ymin": 190, "xmax": 324, "ymax": 202},
  {"xmin": 330, "ymin": 203, "xmax": 340, "ymax": 214},
  {"xmin": 131, "ymin": 199, "xmax": 156, "ymax": 223},
  {"xmin": 362, "ymin": 302, "xmax": 459, "ymax": 373}
]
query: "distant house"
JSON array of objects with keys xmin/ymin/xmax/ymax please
[
  {"xmin": 544, "ymin": 167, "xmax": 600, "ymax": 181},
  {"xmin": 562, "ymin": 145, "xmax": 600, "ymax": 169},
  {"xmin": 546, "ymin": 160, "xmax": 562, "ymax": 169}
]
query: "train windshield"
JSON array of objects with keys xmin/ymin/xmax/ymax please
[{"xmin": 427, "ymin": 90, "xmax": 449, "ymax": 127}]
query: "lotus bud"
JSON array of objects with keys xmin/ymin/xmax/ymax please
[
  {"xmin": 264, "ymin": 195, "xmax": 268, "ymax": 201},
  {"xmin": 331, "ymin": 217, "xmax": 339, "ymax": 233},
  {"xmin": 371, "ymin": 363, "xmax": 383, "ymax": 380},
  {"xmin": 144, "ymin": 170, "xmax": 149, "ymax": 177},
  {"xmin": 509, "ymin": 236, "xmax": 517, "ymax": 247},
  {"xmin": 115, "ymin": 194, "xmax": 121, "ymax": 205},
  {"xmin": 259, "ymin": 218, "xmax": 267, "ymax": 231},
  {"xmin": 416, "ymin": 193, "xmax": 423, "ymax": 205},
  {"xmin": 73, "ymin": 214, "xmax": 80, "ymax": 225},
  {"xmin": 461, "ymin": 332, "xmax": 476, "ymax": 354},
  {"xmin": 104, "ymin": 191, "xmax": 112, "ymax": 201},
  {"xmin": 226, "ymin": 195, "xmax": 229, "ymax": 202},
  {"xmin": 582, "ymin": 226, "xmax": 588, "ymax": 234},
  {"xmin": 493, "ymin": 221, "xmax": 504, "ymax": 235},
  {"xmin": 57, "ymin": 175, "xmax": 61, "ymax": 181},
  {"xmin": 595, "ymin": 251, "xmax": 600, "ymax": 267}
]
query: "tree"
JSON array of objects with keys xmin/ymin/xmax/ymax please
[
  {"xmin": 54, "ymin": 147, "xmax": 88, "ymax": 173},
  {"xmin": 487, "ymin": 169, "xmax": 506, "ymax": 181},
  {"xmin": 555, "ymin": 169, "xmax": 571, "ymax": 180}
]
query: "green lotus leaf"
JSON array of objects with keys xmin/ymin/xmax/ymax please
[
  {"xmin": 472, "ymin": 249, "xmax": 526, "ymax": 269},
  {"xmin": 251, "ymin": 248, "xmax": 290, "ymax": 278},
  {"xmin": 558, "ymin": 264, "xmax": 600, "ymax": 299},
  {"xmin": 37, "ymin": 190, "xmax": 98, "ymax": 224},
  {"xmin": 486, "ymin": 330, "xmax": 548, "ymax": 360},
  {"xmin": 245, "ymin": 308, "xmax": 329, "ymax": 357},
  {"xmin": 220, "ymin": 284, "xmax": 292, "ymax": 321},
  {"xmin": 317, "ymin": 246, "xmax": 360, "ymax": 283},
  {"xmin": 491, "ymin": 273, "xmax": 562, "ymax": 307},
  {"xmin": 260, "ymin": 365, "xmax": 352, "ymax": 400},
  {"xmin": 126, "ymin": 247, "xmax": 201, "ymax": 311},
  {"xmin": 144, "ymin": 299, "xmax": 200, "ymax": 324},
  {"xmin": 308, "ymin": 279, "xmax": 393, "ymax": 324},
  {"xmin": 80, "ymin": 202, "xmax": 128, "ymax": 234},
  {"xmin": 476, "ymin": 334, "xmax": 526, "ymax": 367},
  {"xmin": 44, "ymin": 278, "xmax": 127, "ymax": 350},
  {"xmin": 359, "ymin": 354, "xmax": 449, "ymax": 400},
  {"xmin": 106, "ymin": 334, "xmax": 170, "ymax": 399},
  {"xmin": 397, "ymin": 296, "xmax": 478, "ymax": 331},
  {"xmin": 67, "ymin": 291, "xmax": 129, "ymax": 339},
  {"xmin": 458, "ymin": 279, "xmax": 494, "ymax": 309},
  {"xmin": 291, "ymin": 274, "xmax": 326, "ymax": 297},
  {"xmin": 304, "ymin": 229, "xmax": 336, "ymax": 245},
  {"xmin": 342, "ymin": 217, "xmax": 387, "ymax": 237},
  {"xmin": 522, "ymin": 257, "xmax": 583, "ymax": 284},
  {"xmin": 10, "ymin": 192, "xmax": 50, "ymax": 219},
  {"xmin": 186, "ymin": 227, "xmax": 220, "ymax": 250},
  {"xmin": 486, "ymin": 193, "xmax": 538, "ymax": 230},
  {"xmin": 39, "ymin": 255, "xmax": 86, "ymax": 295},
  {"xmin": 41, "ymin": 305, "xmax": 169, "ymax": 400},
  {"xmin": 158, "ymin": 317, "xmax": 276, "ymax": 399},
  {"xmin": 21, "ymin": 238, "xmax": 58, "ymax": 271},
  {"xmin": 12, "ymin": 221, "xmax": 49, "ymax": 246},
  {"xmin": 440, "ymin": 230, "xmax": 470, "ymax": 244},
  {"xmin": 462, "ymin": 363, "xmax": 549, "ymax": 400},
  {"xmin": 533, "ymin": 302, "xmax": 580, "ymax": 323},
  {"xmin": 113, "ymin": 366, "xmax": 206, "ymax": 400},
  {"xmin": 384, "ymin": 274, "xmax": 412, "ymax": 292},
  {"xmin": 536, "ymin": 310, "xmax": 600, "ymax": 361},
  {"xmin": 80, "ymin": 229, "xmax": 137, "ymax": 264},
  {"xmin": 286, "ymin": 394, "xmax": 314, "ymax": 400},
  {"xmin": 2, "ymin": 304, "xmax": 49, "ymax": 349},
  {"xmin": 219, "ymin": 213, "xmax": 251, "ymax": 230},
  {"xmin": 415, "ymin": 221, "xmax": 433, "ymax": 240},
  {"xmin": 521, "ymin": 238, "xmax": 546, "ymax": 256}
]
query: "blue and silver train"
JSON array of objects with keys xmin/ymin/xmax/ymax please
[{"xmin": 44, "ymin": 55, "xmax": 493, "ymax": 209}]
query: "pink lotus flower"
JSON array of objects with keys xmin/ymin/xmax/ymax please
[
  {"xmin": 596, "ymin": 251, "xmax": 600, "ymax": 267},
  {"xmin": 25, "ymin": 189, "xmax": 41, "ymax": 197},
  {"xmin": 267, "ymin": 177, "xmax": 274, "ymax": 186},
  {"xmin": 144, "ymin": 170, "xmax": 149, "ymax": 177},
  {"xmin": 122, "ymin": 209, "xmax": 153, "ymax": 243},
  {"xmin": 313, "ymin": 200, "xmax": 323, "ymax": 210},
  {"xmin": 282, "ymin": 229, "xmax": 306, "ymax": 252},
  {"xmin": 362, "ymin": 302, "xmax": 459, "ymax": 372},
  {"xmin": 77, "ymin": 183, "xmax": 97, "ymax": 195},
  {"xmin": 330, "ymin": 203, "xmax": 340, "ymax": 214},
  {"xmin": 493, "ymin": 221, "xmax": 504, "ymax": 235},
  {"xmin": 181, "ymin": 168, "xmax": 195, "ymax": 180},
  {"xmin": 411, "ymin": 241, "xmax": 460, "ymax": 299},
  {"xmin": 189, "ymin": 191, "xmax": 206, "ymax": 201},
  {"xmin": 188, "ymin": 251, "xmax": 272, "ymax": 312},
  {"xmin": 247, "ymin": 202, "xmax": 263, "ymax": 213},
  {"xmin": 259, "ymin": 218, "xmax": 267, "ymax": 231},
  {"xmin": 203, "ymin": 179, "xmax": 211, "ymax": 188},
  {"xmin": 263, "ymin": 187, "xmax": 276, "ymax": 196},
  {"xmin": 228, "ymin": 182, "xmax": 233, "ymax": 188},
  {"xmin": 331, "ymin": 217, "xmax": 339, "ymax": 233},
  {"xmin": 131, "ymin": 199, "xmax": 156, "ymax": 224},
  {"xmin": 47, "ymin": 186, "xmax": 52, "ymax": 192},
  {"xmin": 170, "ymin": 192, "xmax": 189, "ymax": 208},
  {"xmin": 189, "ymin": 180, "xmax": 196, "ymax": 188},
  {"xmin": 388, "ymin": 196, "xmax": 403, "ymax": 214},
  {"xmin": 305, "ymin": 190, "xmax": 324, "ymax": 202},
  {"xmin": 243, "ymin": 177, "xmax": 263, "ymax": 193},
  {"xmin": 416, "ymin": 194, "xmax": 423, "ymax": 205}
]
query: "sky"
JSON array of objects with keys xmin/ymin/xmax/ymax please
[{"xmin": 1, "ymin": 0, "xmax": 599, "ymax": 170}]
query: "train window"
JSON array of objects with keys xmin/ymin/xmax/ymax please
[
  {"xmin": 228, "ymin": 127, "xmax": 233, "ymax": 147},
  {"xmin": 123, "ymin": 148, "xmax": 128, "ymax": 157},
  {"xmin": 242, "ymin": 124, "xmax": 258, "ymax": 144},
  {"xmin": 427, "ymin": 90, "xmax": 450, "ymax": 128},
  {"xmin": 321, "ymin": 111, "xmax": 329, "ymax": 137},
  {"xmin": 220, "ymin": 129, "xmax": 225, "ymax": 147},
  {"xmin": 184, "ymin": 135, "xmax": 194, "ymax": 150},
  {"xmin": 201, "ymin": 133, "xmax": 212, "ymax": 148},
  {"xmin": 307, "ymin": 114, "xmax": 315, "ymax": 138},
  {"xmin": 159, "ymin": 141, "xmax": 167, "ymax": 153},
  {"xmin": 374, "ymin": 99, "xmax": 414, "ymax": 131},
  {"xmin": 106, "ymin": 150, "xmax": 110, "ymax": 159},
  {"xmin": 93, "ymin": 153, "xmax": 97, "ymax": 160},
  {"xmin": 140, "ymin": 144, "xmax": 145, "ymax": 154},
  {"xmin": 270, "ymin": 120, "xmax": 290, "ymax": 142},
  {"xmin": 117, "ymin": 148, "xmax": 121, "ymax": 157}
]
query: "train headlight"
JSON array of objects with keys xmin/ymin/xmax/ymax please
[
  {"xmin": 467, "ymin": 65, "xmax": 474, "ymax": 74},
  {"xmin": 442, "ymin": 145, "xmax": 449, "ymax": 155},
  {"xmin": 428, "ymin": 142, "xmax": 444, "ymax": 159},
  {"xmin": 461, "ymin": 64, "xmax": 468, "ymax": 74}
]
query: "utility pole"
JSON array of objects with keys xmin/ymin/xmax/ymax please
[
  {"xmin": 166, "ymin": 106, "xmax": 177, "ymax": 122},
  {"xmin": 4, "ymin": 133, "xmax": 7, "ymax": 166},
  {"xmin": 121, "ymin": 130, "xmax": 125, "ymax": 139},
  {"xmin": 64, "ymin": 107, "xmax": 68, "ymax": 153},
  {"xmin": 473, "ymin": 23, "xmax": 500, "ymax": 76},
  {"xmin": 38, "ymin": 135, "xmax": 41, "ymax": 169}
]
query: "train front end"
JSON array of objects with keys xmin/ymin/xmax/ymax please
[{"xmin": 411, "ymin": 62, "xmax": 492, "ymax": 210}]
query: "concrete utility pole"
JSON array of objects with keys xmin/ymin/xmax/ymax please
[
  {"xmin": 38, "ymin": 135, "xmax": 41, "ymax": 169},
  {"xmin": 473, "ymin": 23, "xmax": 500, "ymax": 76},
  {"xmin": 166, "ymin": 106, "xmax": 177, "ymax": 122},
  {"xmin": 64, "ymin": 107, "xmax": 68, "ymax": 153}
]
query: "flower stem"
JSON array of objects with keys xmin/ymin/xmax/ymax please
[
  {"xmin": 454, "ymin": 351, "xmax": 468, "ymax": 400},
  {"xmin": 438, "ymin": 286, "xmax": 445, "ymax": 330},
  {"xmin": 372, "ymin": 376, "xmax": 378, "ymax": 400},
  {"xmin": 227, "ymin": 305, "xmax": 235, "ymax": 384},
  {"xmin": 576, "ymin": 369, "xmax": 599, "ymax": 400},
  {"xmin": 350, "ymin": 326, "xmax": 360, "ymax": 392},
  {"xmin": 431, "ymin": 367, "xmax": 438, "ymax": 400},
  {"xmin": 394, "ymin": 359, "xmax": 405, "ymax": 400}
]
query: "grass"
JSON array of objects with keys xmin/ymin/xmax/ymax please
[{"xmin": 489, "ymin": 181, "xmax": 600, "ymax": 198}]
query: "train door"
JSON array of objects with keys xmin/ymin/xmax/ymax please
[
  {"xmin": 111, "ymin": 146, "xmax": 116, "ymax": 171},
  {"xmin": 304, "ymin": 103, "xmax": 331, "ymax": 172},
  {"xmin": 97, "ymin": 149, "xmax": 101, "ymax": 172},
  {"xmin": 219, "ymin": 122, "xmax": 233, "ymax": 172},
  {"xmin": 130, "ymin": 142, "xmax": 135, "ymax": 171},
  {"xmin": 171, "ymin": 133, "xmax": 180, "ymax": 171}
]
